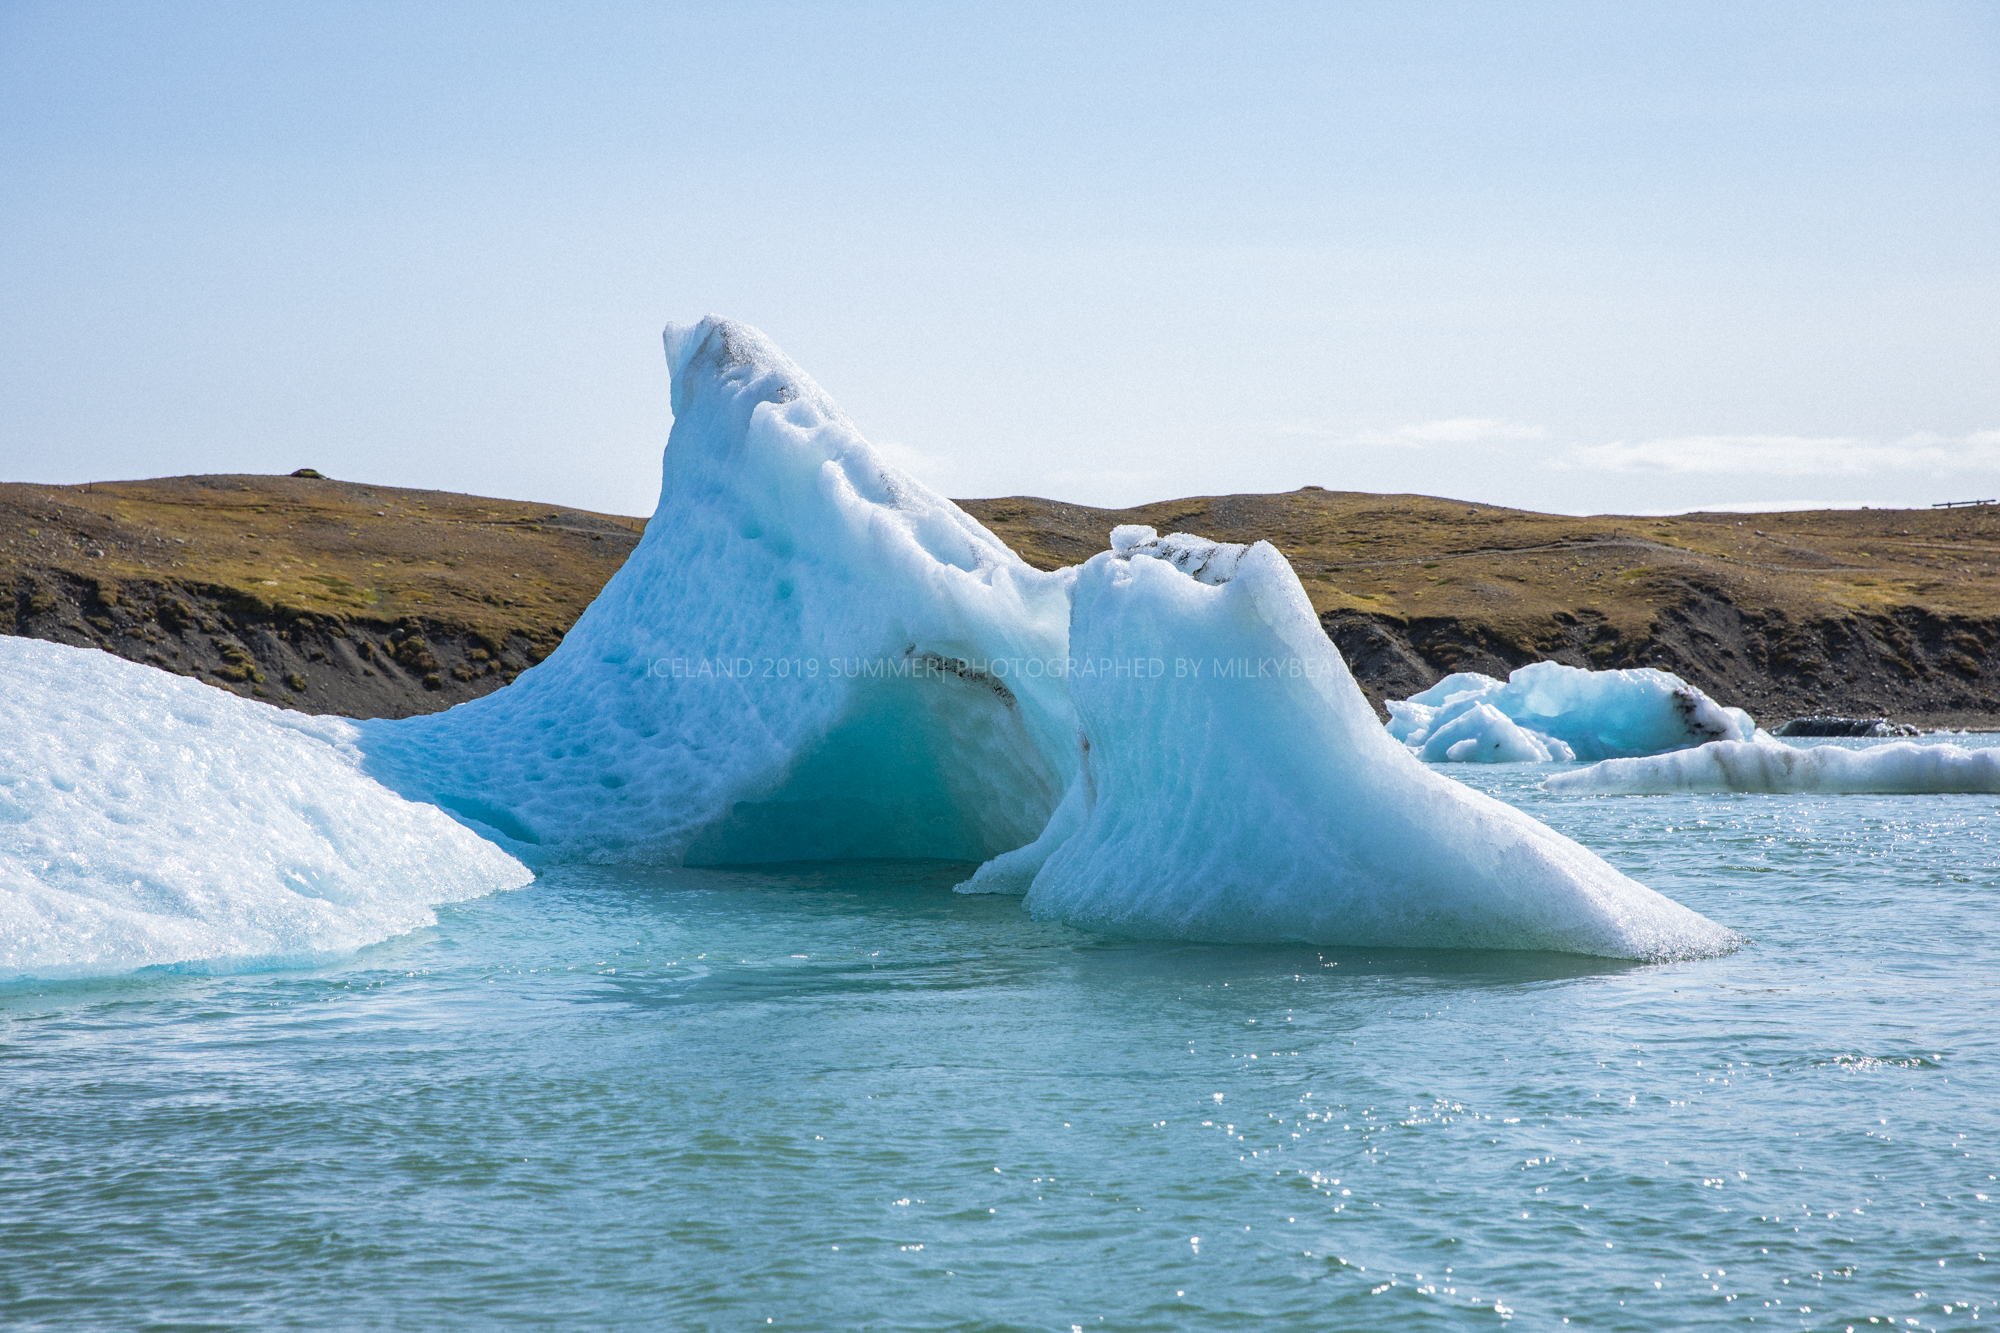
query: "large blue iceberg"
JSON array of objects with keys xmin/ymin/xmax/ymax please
[{"xmin": 0, "ymin": 317, "xmax": 1740, "ymax": 976}]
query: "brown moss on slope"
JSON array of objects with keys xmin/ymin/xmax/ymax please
[
  {"xmin": 960, "ymin": 489, "xmax": 2000, "ymax": 729},
  {"xmin": 6, "ymin": 472, "xmax": 1998, "ymax": 728},
  {"xmin": 2, "ymin": 472, "xmax": 645, "ymax": 718}
]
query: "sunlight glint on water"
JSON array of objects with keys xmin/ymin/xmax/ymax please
[{"xmin": 3, "ymin": 763, "xmax": 1997, "ymax": 1330}]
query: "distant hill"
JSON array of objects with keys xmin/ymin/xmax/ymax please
[
  {"xmin": 6, "ymin": 474, "xmax": 1997, "ymax": 728},
  {"xmin": 1, "ymin": 472, "xmax": 642, "ymax": 718},
  {"xmin": 960, "ymin": 489, "xmax": 2000, "ymax": 729}
]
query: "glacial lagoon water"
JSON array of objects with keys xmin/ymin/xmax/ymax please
[{"xmin": 4, "ymin": 748, "xmax": 1998, "ymax": 1331}]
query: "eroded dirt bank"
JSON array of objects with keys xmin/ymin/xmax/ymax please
[
  {"xmin": 961, "ymin": 489, "xmax": 2000, "ymax": 730},
  {"xmin": 6, "ymin": 474, "xmax": 1997, "ymax": 728}
]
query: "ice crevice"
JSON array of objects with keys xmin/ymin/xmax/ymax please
[{"xmin": 0, "ymin": 316, "xmax": 1741, "ymax": 976}]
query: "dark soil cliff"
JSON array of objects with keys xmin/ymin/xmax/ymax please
[
  {"xmin": 959, "ymin": 489, "xmax": 2000, "ymax": 730},
  {"xmin": 7, "ymin": 474, "xmax": 1998, "ymax": 729},
  {"xmin": 2, "ymin": 472, "xmax": 641, "ymax": 718}
]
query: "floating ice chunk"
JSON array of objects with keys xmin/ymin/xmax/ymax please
[
  {"xmin": 1384, "ymin": 672, "xmax": 1506, "ymax": 740},
  {"xmin": 1420, "ymin": 703, "xmax": 1576, "ymax": 764},
  {"xmin": 1388, "ymin": 661, "xmax": 1753, "ymax": 762},
  {"xmin": 1773, "ymin": 716, "xmax": 1918, "ymax": 738},
  {"xmin": 0, "ymin": 638, "xmax": 531, "ymax": 980},
  {"xmin": 360, "ymin": 316, "xmax": 1079, "ymax": 865},
  {"xmin": 1013, "ymin": 538, "xmax": 1737, "ymax": 960},
  {"xmin": 1546, "ymin": 739, "xmax": 2000, "ymax": 795}
]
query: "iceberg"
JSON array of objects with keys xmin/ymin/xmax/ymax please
[
  {"xmin": 1387, "ymin": 662, "xmax": 1754, "ymax": 763},
  {"xmin": 357, "ymin": 317, "xmax": 1079, "ymax": 866},
  {"xmin": 984, "ymin": 529, "xmax": 1736, "ymax": 959},
  {"xmin": 0, "ymin": 315, "xmax": 1740, "ymax": 970},
  {"xmin": 1545, "ymin": 739, "xmax": 2000, "ymax": 796},
  {"xmin": 1415, "ymin": 701, "xmax": 1574, "ymax": 764},
  {"xmin": 0, "ymin": 637, "xmax": 531, "ymax": 980},
  {"xmin": 360, "ymin": 317, "xmax": 1729, "ymax": 957}
]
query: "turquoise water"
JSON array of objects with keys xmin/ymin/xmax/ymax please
[{"xmin": 4, "ymin": 764, "xmax": 1998, "ymax": 1331}]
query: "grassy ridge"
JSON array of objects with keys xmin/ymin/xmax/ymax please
[
  {"xmin": 7, "ymin": 473, "xmax": 1998, "ymax": 727},
  {"xmin": 2, "ymin": 472, "xmax": 643, "ymax": 717},
  {"xmin": 963, "ymin": 489, "xmax": 2000, "ymax": 728}
]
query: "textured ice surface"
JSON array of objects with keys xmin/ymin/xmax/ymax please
[
  {"xmin": 1547, "ymin": 739, "xmax": 2000, "ymax": 795},
  {"xmin": 1417, "ymin": 701, "xmax": 1574, "ymax": 764},
  {"xmin": 1001, "ymin": 533, "xmax": 1737, "ymax": 960},
  {"xmin": 0, "ymin": 638, "xmax": 530, "ymax": 980},
  {"xmin": 359, "ymin": 317, "xmax": 1078, "ymax": 866},
  {"xmin": 1387, "ymin": 662, "xmax": 1754, "ymax": 763}
]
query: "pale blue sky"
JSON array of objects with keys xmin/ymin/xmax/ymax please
[{"xmin": 2, "ymin": 2, "xmax": 1995, "ymax": 516}]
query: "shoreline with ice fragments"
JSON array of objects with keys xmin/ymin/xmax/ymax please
[
  {"xmin": 0, "ymin": 637, "xmax": 531, "ymax": 980},
  {"xmin": 1546, "ymin": 739, "xmax": 2000, "ymax": 795},
  {"xmin": 1387, "ymin": 663, "xmax": 1756, "ymax": 764}
]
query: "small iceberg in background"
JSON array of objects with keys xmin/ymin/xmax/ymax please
[
  {"xmin": 0, "ymin": 316, "xmax": 1741, "ymax": 975},
  {"xmin": 1386, "ymin": 662, "xmax": 1756, "ymax": 764},
  {"xmin": 0, "ymin": 637, "xmax": 531, "ymax": 980},
  {"xmin": 1546, "ymin": 738, "xmax": 2000, "ymax": 795}
]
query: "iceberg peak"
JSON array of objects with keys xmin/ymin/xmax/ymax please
[
  {"xmin": 362, "ymin": 315, "xmax": 1079, "ymax": 867},
  {"xmin": 661, "ymin": 315, "xmax": 843, "ymax": 425}
]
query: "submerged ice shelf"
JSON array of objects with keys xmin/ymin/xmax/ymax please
[{"xmin": 0, "ymin": 316, "xmax": 1740, "ymax": 976}]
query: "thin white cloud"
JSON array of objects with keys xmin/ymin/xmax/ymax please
[
  {"xmin": 1563, "ymin": 431, "xmax": 2000, "ymax": 477},
  {"xmin": 1277, "ymin": 417, "xmax": 1547, "ymax": 448}
]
